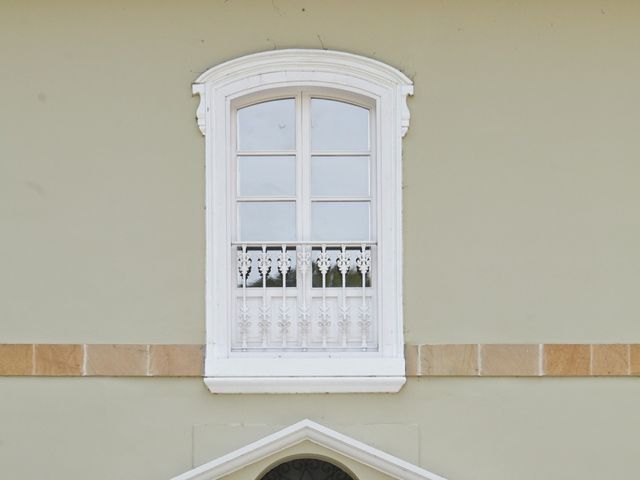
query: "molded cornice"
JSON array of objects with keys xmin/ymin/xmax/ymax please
[
  {"xmin": 192, "ymin": 49, "xmax": 413, "ymax": 137},
  {"xmin": 171, "ymin": 419, "xmax": 447, "ymax": 480}
]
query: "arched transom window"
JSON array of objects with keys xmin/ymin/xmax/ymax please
[{"xmin": 260, "ymin": 458, "xmax": 355, "ymax": 480}]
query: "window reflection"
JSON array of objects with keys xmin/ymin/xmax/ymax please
[
  {"xmin": 311, "ymin": 98, "xmax": 369, "ymax": 152},
  {"xmin": 237, "ymin": 247, "xmax": 372, "ymax": 289},
  {"xmin": 311, "ymin": 202, "xmax": 370, "ymax": 241},
  {"xmin": 238, "ymin": 156, "xmax": 296, "ymax": 196},
  {"xmin": 239, "ymin": 247, "xmax": 297, "ymax": 288},
  {"xmin": 311, "ymin": 247, "xmax": 371, "ymax": 288},
  {"xmin": 237, "ymin": 98, "xmax": 295, "ymax": 151},
  {"xmin": 239, "ymin": 202, "xmax": 296, "ymax": 241},
  {"xmin": 311, "ymin": 156, "xmax": 369, "ymax": 197}
]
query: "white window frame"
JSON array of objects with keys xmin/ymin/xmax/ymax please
[{"xmin": 193, "ymin": 49, "xmax": 413, "ymax": 393}]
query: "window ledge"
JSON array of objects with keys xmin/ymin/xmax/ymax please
[{"xmin": 204, "ymin": 376, "xmax": 406, "ymax": 394}]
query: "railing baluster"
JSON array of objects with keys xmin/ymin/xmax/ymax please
[
  {"xmin": 234, "ymin": 241, "xmax": 376, "ymax": 351},
  {"xmin": 317, "ymin": 245, "xmax": 331, "ymax": 348},
  {"xmin": 257, "ymin": 245, "xmax": 271, "ymax": 348},
  {"xmin": 237, "ymin": 244, "xmax": 251, "ymax": 350},
  {"xmin": 297, "ymin": 247, "xmax": 311, "ymax": 349},
  {"xmin": 356, "ymin": 244, "xmax": 371, "ymax": 350},
  {"xmin": 337, "ymin": 244, "xmax": 351, "ymax": 348},
  {"xmin": 277, "ymin": 244, "xmax": 291, "ymax": 348}
]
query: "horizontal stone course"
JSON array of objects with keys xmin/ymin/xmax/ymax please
[
  {"xmin": 35, "ymin": 344, "xmax": 83, "ymax": 376},
  {"xmin": 0, "ymin": 344, "xmax": 33, "ymax": 375},
  {"xmin": 480, "ymin": 344, "xmax": 540, "ymax": 376},
  {"xmin": 421, "ymin": 344, "xmax": 478, "ymax": 376},
  {"xmin": 86, "ymin": 344, "xmax": 148, "ymax": 376},
  {"xmin": 149, "ymin": 344, "xmax": 204, "ymax": 376},
  {"xmin": 0, "ymin": 343, "xmax": 638, "ymax": 377},
  {"xmin": 591, "ymin": 344, "xmax": 630, "ymax": 376},
  {"xmin": 543, "ymin": 344, "xmax": 591, "ymax": 376}
]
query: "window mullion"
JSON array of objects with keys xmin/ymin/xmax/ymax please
[
  {"xmin": 295, "ymin": 91, "xmax": 304, "ymax": 284},
  {"xmin": 299, "ymin": 91, "xmax": 311, "ymax": 242},
  {"xmin": 300, "ymin": 91, "xmax": 314, "ymax": 349}
]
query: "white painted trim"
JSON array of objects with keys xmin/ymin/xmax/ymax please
[
  {"xmin": 193, "ymin": 49, "xmax": 413, "ymax": 393},
  {"xmin": 194, "ymin": 49, "xmax": 413, "ymax": 97},
  {"xmin": 204, "ymin": 376, "xmax": 405, "ymax": 394},
  {"xmin": 207, "ymin": 357, "xmax": 405, "ymax": 377},
  {"xmin": 171, "ymin": 419, "xmax": 447, "ymax": 480}
]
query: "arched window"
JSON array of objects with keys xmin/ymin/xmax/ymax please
[
  {"xmin": 193, "ymin": 50, "xmax": 413, "ymax": 393},
  {"xmin": 260, "ymin": 458, "xmax": 355, "ymax": 480}
]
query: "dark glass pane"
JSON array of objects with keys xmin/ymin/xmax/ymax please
[
  {"xmin": 237, "ymin": 246, "xmax": 296, "ymax": 288},
  {"xmin": 311, "ymin": 98, "xmax": 369, "ymax": 152},
  {"xmin": 311, "ymin": 247, "xmax": 371, "ymax": 288}
]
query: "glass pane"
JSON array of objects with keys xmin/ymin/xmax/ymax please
[
  {"xmin": 311, "ymin": 202, "xmax": 370, "ymax": 241},
  {"xmin": 238, "ymin": 156, "xmax": 295, "ymax": 196},
  {"xmin": 237, "ymin": 99, "xmax": 295, "ymax": 151},
  {"xmin": 239, "ymin": 202, "xmax": 296, "ymax": 241},
  {"xmin": 311, "ymin": 156, "xmax": 369, "ymax": 197},
  {"xmin": 311, "ymin": 98, "xmax": 369, "ymax": 152}
]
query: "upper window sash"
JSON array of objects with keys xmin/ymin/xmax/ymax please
[{"xmin": 231, "ymin": 89, "xmax": 376, "ymax": 245}]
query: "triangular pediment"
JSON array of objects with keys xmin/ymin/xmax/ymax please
[{"xmin": 172, "ymin": 419, "xmax": 447, "ymax": 480}]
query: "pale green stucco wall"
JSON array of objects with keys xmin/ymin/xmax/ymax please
[
  {"xmin": 1, "ymin": 378, "xmax": 639, "ymax": 479},
  {"xmin": 1, "ymin": 1, "xmax": 640, "ymax": 479}
]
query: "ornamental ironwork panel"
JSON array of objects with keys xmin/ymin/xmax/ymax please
[
  {"xmin": 261, "ymin": 458, "xmax": 355, "ymax": 480},
  {"xmin": 233, "ymin": 243, "xmax": 376, "ymax": 352}
]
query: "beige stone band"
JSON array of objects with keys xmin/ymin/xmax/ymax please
[
  {"xmin": 405, "ymin": 344, "xmax": 640, "ymax": 377},
  {"xmin": 0, "ymin": 344, "xmax": 203, "ymax": 377},
  {"xmin": 1, "ymin": 344, "xmax": 638, "ymax": 377}
]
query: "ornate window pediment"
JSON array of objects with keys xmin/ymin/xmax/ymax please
[
  {"xmin": 172, "ymin": 420, "xmax": 447, "ymax": 480},
  {"xmin": 193, "ymin": 50, "xmax": 412, "ymax": 393}
]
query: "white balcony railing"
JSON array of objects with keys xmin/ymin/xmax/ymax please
[{"xmin": 233, "ymin": 242, "xmax": 376, "ymax": 352}]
